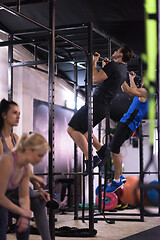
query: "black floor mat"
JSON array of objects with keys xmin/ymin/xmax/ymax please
[
  {"xmin": 55, "ymin": 226, "xmax": 97, "ymax": 237},
  {"xmin": 120, "ymin": 225, "xmax": 160, "ymax": 240}
]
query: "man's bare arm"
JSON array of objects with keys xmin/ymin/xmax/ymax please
[{"xmin": 92, "ymin": 52, "xmax": 108, "ymax": 84}]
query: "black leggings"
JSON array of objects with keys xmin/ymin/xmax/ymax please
[{"xmin": 110, "ymin": 122, "xmax": 133, "ymax": 154}]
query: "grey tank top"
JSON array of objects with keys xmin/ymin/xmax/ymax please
[{"xmin": 0, "ymin": 132, "xmax": 16, "ymax": 152}]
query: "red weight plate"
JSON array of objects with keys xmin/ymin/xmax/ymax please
[{"xmin": 96, "ymin": 191, "xmax": 118, "ymax": 210}]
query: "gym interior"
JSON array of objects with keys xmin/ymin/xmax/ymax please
[{"xmin": 0, "ymin": 0, "xmax": 160, "ymax": 240}]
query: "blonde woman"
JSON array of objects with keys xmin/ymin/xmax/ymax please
[
  {"xmin": 0, "ymin": 99, "xmax": 54, "ymax": 240},
  {"xmin": 0, "ymin": 132, "xmax": 50, "ymax": 240}
]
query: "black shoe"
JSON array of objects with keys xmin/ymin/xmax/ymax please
[
  {"xmin": 46, "ymin": 199, "xmax": 59, "ymax": 209},
  {"xmin": 97, "ymin": 145, "xmax": 110, "ymax": 168},
  {"xmin": 84, "ymin": 156, "xmax": 101, "ymax": 173}
]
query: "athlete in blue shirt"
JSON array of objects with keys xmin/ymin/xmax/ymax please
[{"xmin": 106, "ymin": 72, "xmax": 148, "ymax": 192}]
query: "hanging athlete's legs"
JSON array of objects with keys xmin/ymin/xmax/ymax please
[
  {"xmin": 67, "ymin": 126, "xmax": 89, "ymax": 159},
  {"xmin": 105, "ymin": 151, "xmax": 125, "ymax": 193},
  {"xmin": 67, "ymin": 127, "xmax": 102, "ymax": 171},
  {"xmin": 84, "ymin": 132, "xmax": 110, "ymax": 168},
  {"xmin": 106, "ymin": 123, "xmax": 131, "ymax": 192},
  {"xmin": 111, "ymin": 152, "xmax": 122, "ymax": 180},
  {"xmin": 84, "ymin": 132, "xmax": 102, "ymax": 151}
]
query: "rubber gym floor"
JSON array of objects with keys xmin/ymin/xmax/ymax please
[{"xmin": 7, "ymin": 207, "xmax": 160, "ymax": 240}]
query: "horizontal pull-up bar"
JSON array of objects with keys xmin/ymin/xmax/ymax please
[{"xmin": 55, "ymin": 34, "xmax": 88, "ymax": 56}]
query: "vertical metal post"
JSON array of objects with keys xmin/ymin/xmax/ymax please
[
  {"xmin": 16, "ymin": 0, "xmax": 21, "ymax": 12},
  {"xmin": 82, "ymin": 154, "xmax": 86, "ymax": 222},
  {"xmin": 98, "ymin": 122, "xmax": 102, "ymax": 211},
  {"xmin": 73, "ymin": 62, "xmax": 78, "ymax": 219},
  {"xmin": 108, "ymin": 38, "xmax": 111, "ymax": 59},
  {"xmin": 82, "ymin": 61, "xmax": 87, "ymax": 222},
  {"xmin": 106, "ymin": 37, "xmax": 112, "ymax": 140},
  {"xmin": 138, "ymin": 57, "xmax": 144, "ymax": 221},
  {"xmin": 87, "ymin": 23, "xmax": 94, "ymax": 233},
  {"xmin": 34, "ymin": 45, "xmax": 37, "ymax": 69},
  {"xmin": 106, "ymin": 38, "xmax": 111, "ymax": 145},
  {"xmin": 8, "ymin": 34, "xmax": 13, "ymax": 101},
  {"xmin": 139, "ymin": 123, "xmax": 144, "ymax": 221},
  {"xmin": 103, "ymin": 37, "xmax": 112, "ymax": 203},
  {"xmin": 48, "ymin": 1, "xmax": 55, "ymax": 239}
]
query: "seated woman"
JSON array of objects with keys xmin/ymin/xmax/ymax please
[
  {"xmin": 0, "ymin": 98, "xmax": 55, "ymax": 240},
  {"xmin": 0, "ymin": 132, "xmax": 50, "ymax": 240}
]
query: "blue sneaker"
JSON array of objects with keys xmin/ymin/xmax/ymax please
[
  {"xmin": 105, "ymin": 179, "xmax": 123, "ymax": 193},
  {"xmin": 84, "ymin": 156, "xmax": 101, "ymax": 173},
  {"xmin": 120, "ymin": 175, "xmax": 126, "ymax": 184}
]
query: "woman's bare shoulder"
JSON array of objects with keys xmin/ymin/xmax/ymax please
[{"xmin": 12, "ymin": 133, "xmax": 19, "ymax": 142}]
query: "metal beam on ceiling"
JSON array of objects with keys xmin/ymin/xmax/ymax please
[{"xmin": 0, "ymin": 3, "xmax": 52, "ymax": 32}]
